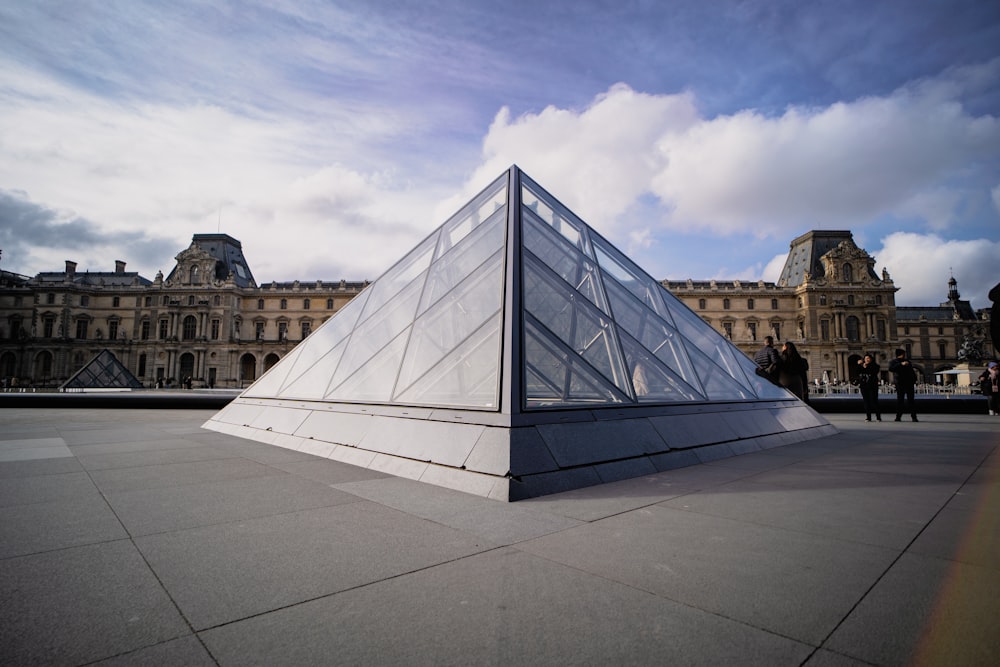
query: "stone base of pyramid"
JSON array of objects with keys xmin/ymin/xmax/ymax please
[{"xmin": 203, "ymin": 398, "xmax": 837, "ymax": 501}]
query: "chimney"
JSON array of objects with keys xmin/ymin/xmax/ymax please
[
  {"xmin": 65, "ymin": 261, "xmax": 77, "ymax": 277},
  {"xmin": 115, "ymin": 260, "xmax": 126, "ymax": 274}
]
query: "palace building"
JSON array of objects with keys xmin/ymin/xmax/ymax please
[{"xmin": 0, "ymin": 229, "xmax": 989, "ymax": 389}]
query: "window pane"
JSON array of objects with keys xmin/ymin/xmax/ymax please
[
  {"xmin": 523, "ymin": 211, "xmax": 608, "ymax": 314},
  {"xmin": 418, "ymin": 210, "xmax": 505, "ymax": 314},
  {"xmin": 524, "ymin": 256, "xmax": 630, "ymax": 397}
]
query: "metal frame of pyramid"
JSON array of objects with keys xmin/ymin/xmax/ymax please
[
  {"xmin": 61, "ymin": 349, "xmax": 144, "ymax": 391},
  {"xmin": 204, "ymin": 166, "xmax": 836, "ymax": 500}
]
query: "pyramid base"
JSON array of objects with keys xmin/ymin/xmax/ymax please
[{"xmin": 203, "ymin": 398, "xmax": 837, "ymax": 500}]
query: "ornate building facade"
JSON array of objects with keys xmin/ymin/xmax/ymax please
[
  {"xmin": 0, "ymin": 230, "xmax": 989, "ymax": 389},
  {"xmin": 664, "ymin": 230, "xmax": 989, "ymax": 387},
  {"xmin": 0, "ymin": 234, "xmax": 364, "ymax": 388}
]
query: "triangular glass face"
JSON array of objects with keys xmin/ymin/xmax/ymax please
[
  {"xmin": 249, "ymin": 172, "xmax": 508, "ymax": 410},
  {"xmin": 242, "ymin": 166, "xmax": 799, "ymax": 414},
  {"xmin": 62, "ymin": 349, "xmax": 143, "ymax": 389}
]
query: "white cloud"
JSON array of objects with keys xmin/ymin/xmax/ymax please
[
  {"xmin": 874, "ymin": 232, "xmax": 1000, "ymax": 308},
  {"xmin": 462, "ymin": 62, "xmax": 999, "ymax": 247}
]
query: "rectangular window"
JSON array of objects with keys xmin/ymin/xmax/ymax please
[
  {"xmin": 747, "ymin": 298, "xmax": 754, "ymax": 310},
  {"xmin": 771, "ymin": 298, "xmax": 778, "ymax": 310},
  {"xmin": 76, "ymin": 319, "xmax": 88, "ymax": 339},
  {"xmin": 301, "ymin": 322, "xmax": 311, "ymax": 339},
  {"xmin": 722, "ymin": 322, "xmax": 733, "ymax": 339},
  {"xmin": 138, "ymin": 354, "xmax": 147, "ymax": 377},
  {"xmin": 43, "ymin": 319, "xmax": 54, "ymax": 338},
  {"xmin": 112, "ymin": 296, "xmax": 120, "ymax": 307},
  {"xmin": 772, "ymin": 323, "xmax": 781, "ymax": 341},
  {"xmin": 877, "ymin": 320, "xmax": 886, "ymax": 341},
  {"xmin": 820, "ymin": 320, "xmax": 830, "ymax": 341},
  {"xmin": 80, "ymin": 295, "xmax": 90, "ymax": 307},
  {"xmin": 939, "ymin": 343, "xmax": 947, "ymax": 359},
  {"xmin": 141, "ymin": 320, "xmax": 150, "ymax": 340},
  {"xmin": 211, "ymin": 319, "xmax": 220, "ymax": 340},
  {"xmin": 108, "ymin": 320, "xmax": 119, "ymax": 340},
  {"xmin": 255, "ymin": 322, "xmax": 265, "ymax": 340},
  {"xmin": 159, "ymin": 319, "xmax": 168, "ymax": 339},
  {"xmin": 278, "ymin": 322, "xmax": 288, "ymax": 340},
  {"xmin": 748, "ymin": 322, "xmax": 757, "ymax": 341},
  {"xmin": 698, "ymin": 298, "xmax": 706, "ymax": 310},
  {"xmin": 145, "ymin": 296, "xmax": 152, "ymax": 307},
  {"xmin": 47, "ymin": 293, "xmax": 56, "ymax": 304}
]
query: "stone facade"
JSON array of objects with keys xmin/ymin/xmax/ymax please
[
  {"xmin": 0, "ymin": 230, "xmax": 989, "ymax": 389},
  {"xmin": 665, "ymin": 230, "xmax": 990, "ymax": 386},
  {"xmin": 0, "ymin": 234, "xmax": 365, "ymax": 388}
]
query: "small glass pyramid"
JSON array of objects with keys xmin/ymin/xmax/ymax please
[
  {"xmin": 242, "ymin": 166, "xmax": 791, "ymax": 413},
  {"xmin": 61, "ymin": 349, "xmax": 144, "ymax": 390}
]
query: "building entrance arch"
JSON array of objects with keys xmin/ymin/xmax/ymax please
[{"xmin": 240, "ymin": 353, "xmax": 257, "ymax": 386}]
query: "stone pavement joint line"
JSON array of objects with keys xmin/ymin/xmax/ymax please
[{"xmin": 0, "ymin": 408, "xmax": 997, "ymax": 666}]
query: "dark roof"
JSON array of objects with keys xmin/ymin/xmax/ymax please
[
  {"xmin": 32, "ymin": 272, "xmax": 152, "ymax": 287},
  {"xmin": 167, "ymin": 234, "xmax": 256, "ymax": 288},
  {"xmin": 777, "ymin": 230, "xmax": 878, "ymax": 287}
]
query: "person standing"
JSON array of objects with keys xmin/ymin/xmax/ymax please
[
  {"xmin": 777, "ymin": 341, "xmax": 809, "ymax": 401},
  {"xmin": 754, "ymin": 336, "xmax": 780, "ymax": 381},
  {"xmin": 856, "ymin": 354, "xmax": 881, "ymax": 421},
  {"xmin": 889, "ymin": 348, "xmax": 918, "ymax": 422},
  {"xmin": 979, "ymin": 362, "xmax": 1000, "ymax": 416}
]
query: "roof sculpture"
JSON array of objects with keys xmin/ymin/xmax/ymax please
[
  {"xmin": 61, "ymin": 349, "xmax": 144, "ymax": 390},
  {"xmin": 205, "ymin": 166, "xmax": 834, "ymax": 500}
]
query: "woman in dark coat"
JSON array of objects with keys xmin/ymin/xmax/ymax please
[
  {"xmin": 857, "ymin": 354, "xmax": 881, "ymax": 421},
  {"xmin": 778, "ymin": 341, "xmax": 809, "ymax": 401}
]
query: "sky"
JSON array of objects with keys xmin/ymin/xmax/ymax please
[{"xmin": 1, "ymin": 0, "xmax": 998, "ymax": 309}]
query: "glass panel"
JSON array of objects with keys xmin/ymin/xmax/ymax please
[
  {"xmin": 434, "ymin": 174, "xmax": 507, "ymax": 261},
  {"xmin": 275, "ymin": 287, "xmax": 371, "ymax": 391},
  {"xmin": 327, "ymin": 331, "xmax": 409, "ymax": 402},
  {"xmin": 328, "ymin": 277, "xmax": 424, "ymax": 391},
  {"xmin": 523, "ymin": 210, "xmax": 608, "ymax": 314},
  {"xmin": 418, "ymin": 210, "xmax": 505, "ymax": 315},
  {"xmin": 278, "ymin": 337, "xmax": 349, "ymax": 399},
  {"xmin": 734, "ymin": 351, "xmax": 794, "ymax": 399},
  {"xmin": 523, "ymin": 255, "xmax": 629, "ymax": 395},
  {"xmin": 602, "ymin": 275, "xmax": 701, "ymax": 390},
  {"xmin": 395, "ymin": 315, "xmax": 501, "ymax": 408},
  {"xmin": 243, "ymin": 344, "xmax": 304, "ymax": 397},
  {"xmin": 683, "ymin": 342, "xmax": 755, "ymax": 400},
  {"xmin": 358, "ymin": 233, "xmax": 436, "ymax": 324},
  {"xmin": 618, "ymin": 328, "xmax": 704, "ymax": 402},
  {"xmin": 524, "ymin": 317, "xmax": 628, "ymax": 408},
  {"xmin": 667, "ymin": 297, "xmax": 754, "ymax": 392},
  {"xmin": 520, "ymin": 181, "xmax": 592, "ymax": 257},
  {"xmin": 398, "ymin": 252, "xmax": 503, "ymax": 394},
  {"xmin": 592, "ymin": 235, "xmax": 670, "ymax": 320}
]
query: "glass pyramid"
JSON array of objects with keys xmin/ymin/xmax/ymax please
[
  {"xmin": 242, "ymin": 166, "xmax": 792, "ymax": 413},
  {"xmin": 61, "ymin": 349, "xmax": 144, "ymax": 390}
]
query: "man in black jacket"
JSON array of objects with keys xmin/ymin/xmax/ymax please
[{"xmin": 889, "ymin": 348, "xmax": 918, "ymax": 422}]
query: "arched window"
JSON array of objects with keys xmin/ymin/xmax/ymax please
[
  {"xmin": 182, "ymin": 316, "xmax": 197, "ymax": 340},
  {"xmin": 747, "ymin": 298, "xmax": 755, "ymax": 310},
  {"xmin": 723, "ymin": 298, "xmax": 730, "ymax": 310},
  {"xmin": 303, "ymin": 298, "xmax": 311, "ymax": 310},
  {"xmin": 698, "ymin": 298, "xmax": 706, "ymax": 310},
  {"xmin": 842, "ymin": 263, "xmax": 853, "ymax": 282},
  {"xmin": 264, "ymin": 353, "xmax": 280, "ymax": 372},
  {"xmin": 34, "ymin": 350, "xmax": 54, "ymax": 378},
  {"xmin": 771, "ymin": 298, "xmax": 778, "ymax": 310},
  {"xmin": 327, "ymin": 298, "xmax": 334, "ymax": 309},
  {"xmin": 846, "ymin": 315, "xmax": 860, "ymax": 341},
  {"xmin": 280, "ymin": 299, "xmax": 287, "ymax": 310},
  {"xmin": 257, "ymin": 299, "xmax": 265, "ymax": 310},
  {"xmin": 240, "ymin": 353, "xmax": 257, "ymax": 384}
]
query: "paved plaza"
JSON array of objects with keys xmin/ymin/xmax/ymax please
[{"xmin": 1, "ymin": 406, "xmax": 997, "ymax": 665}]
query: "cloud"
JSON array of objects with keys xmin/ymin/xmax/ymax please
[
  {"xmin": 462, "ymin": 61, "xmax": 999, "ymax": 248},
  {"xmin": 874, "ymin": 232, "xmax": 999, "ymax": 308},
  {"xmin": 0, "ymin": 189, "xmax": 173, "ymax": 274}
]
